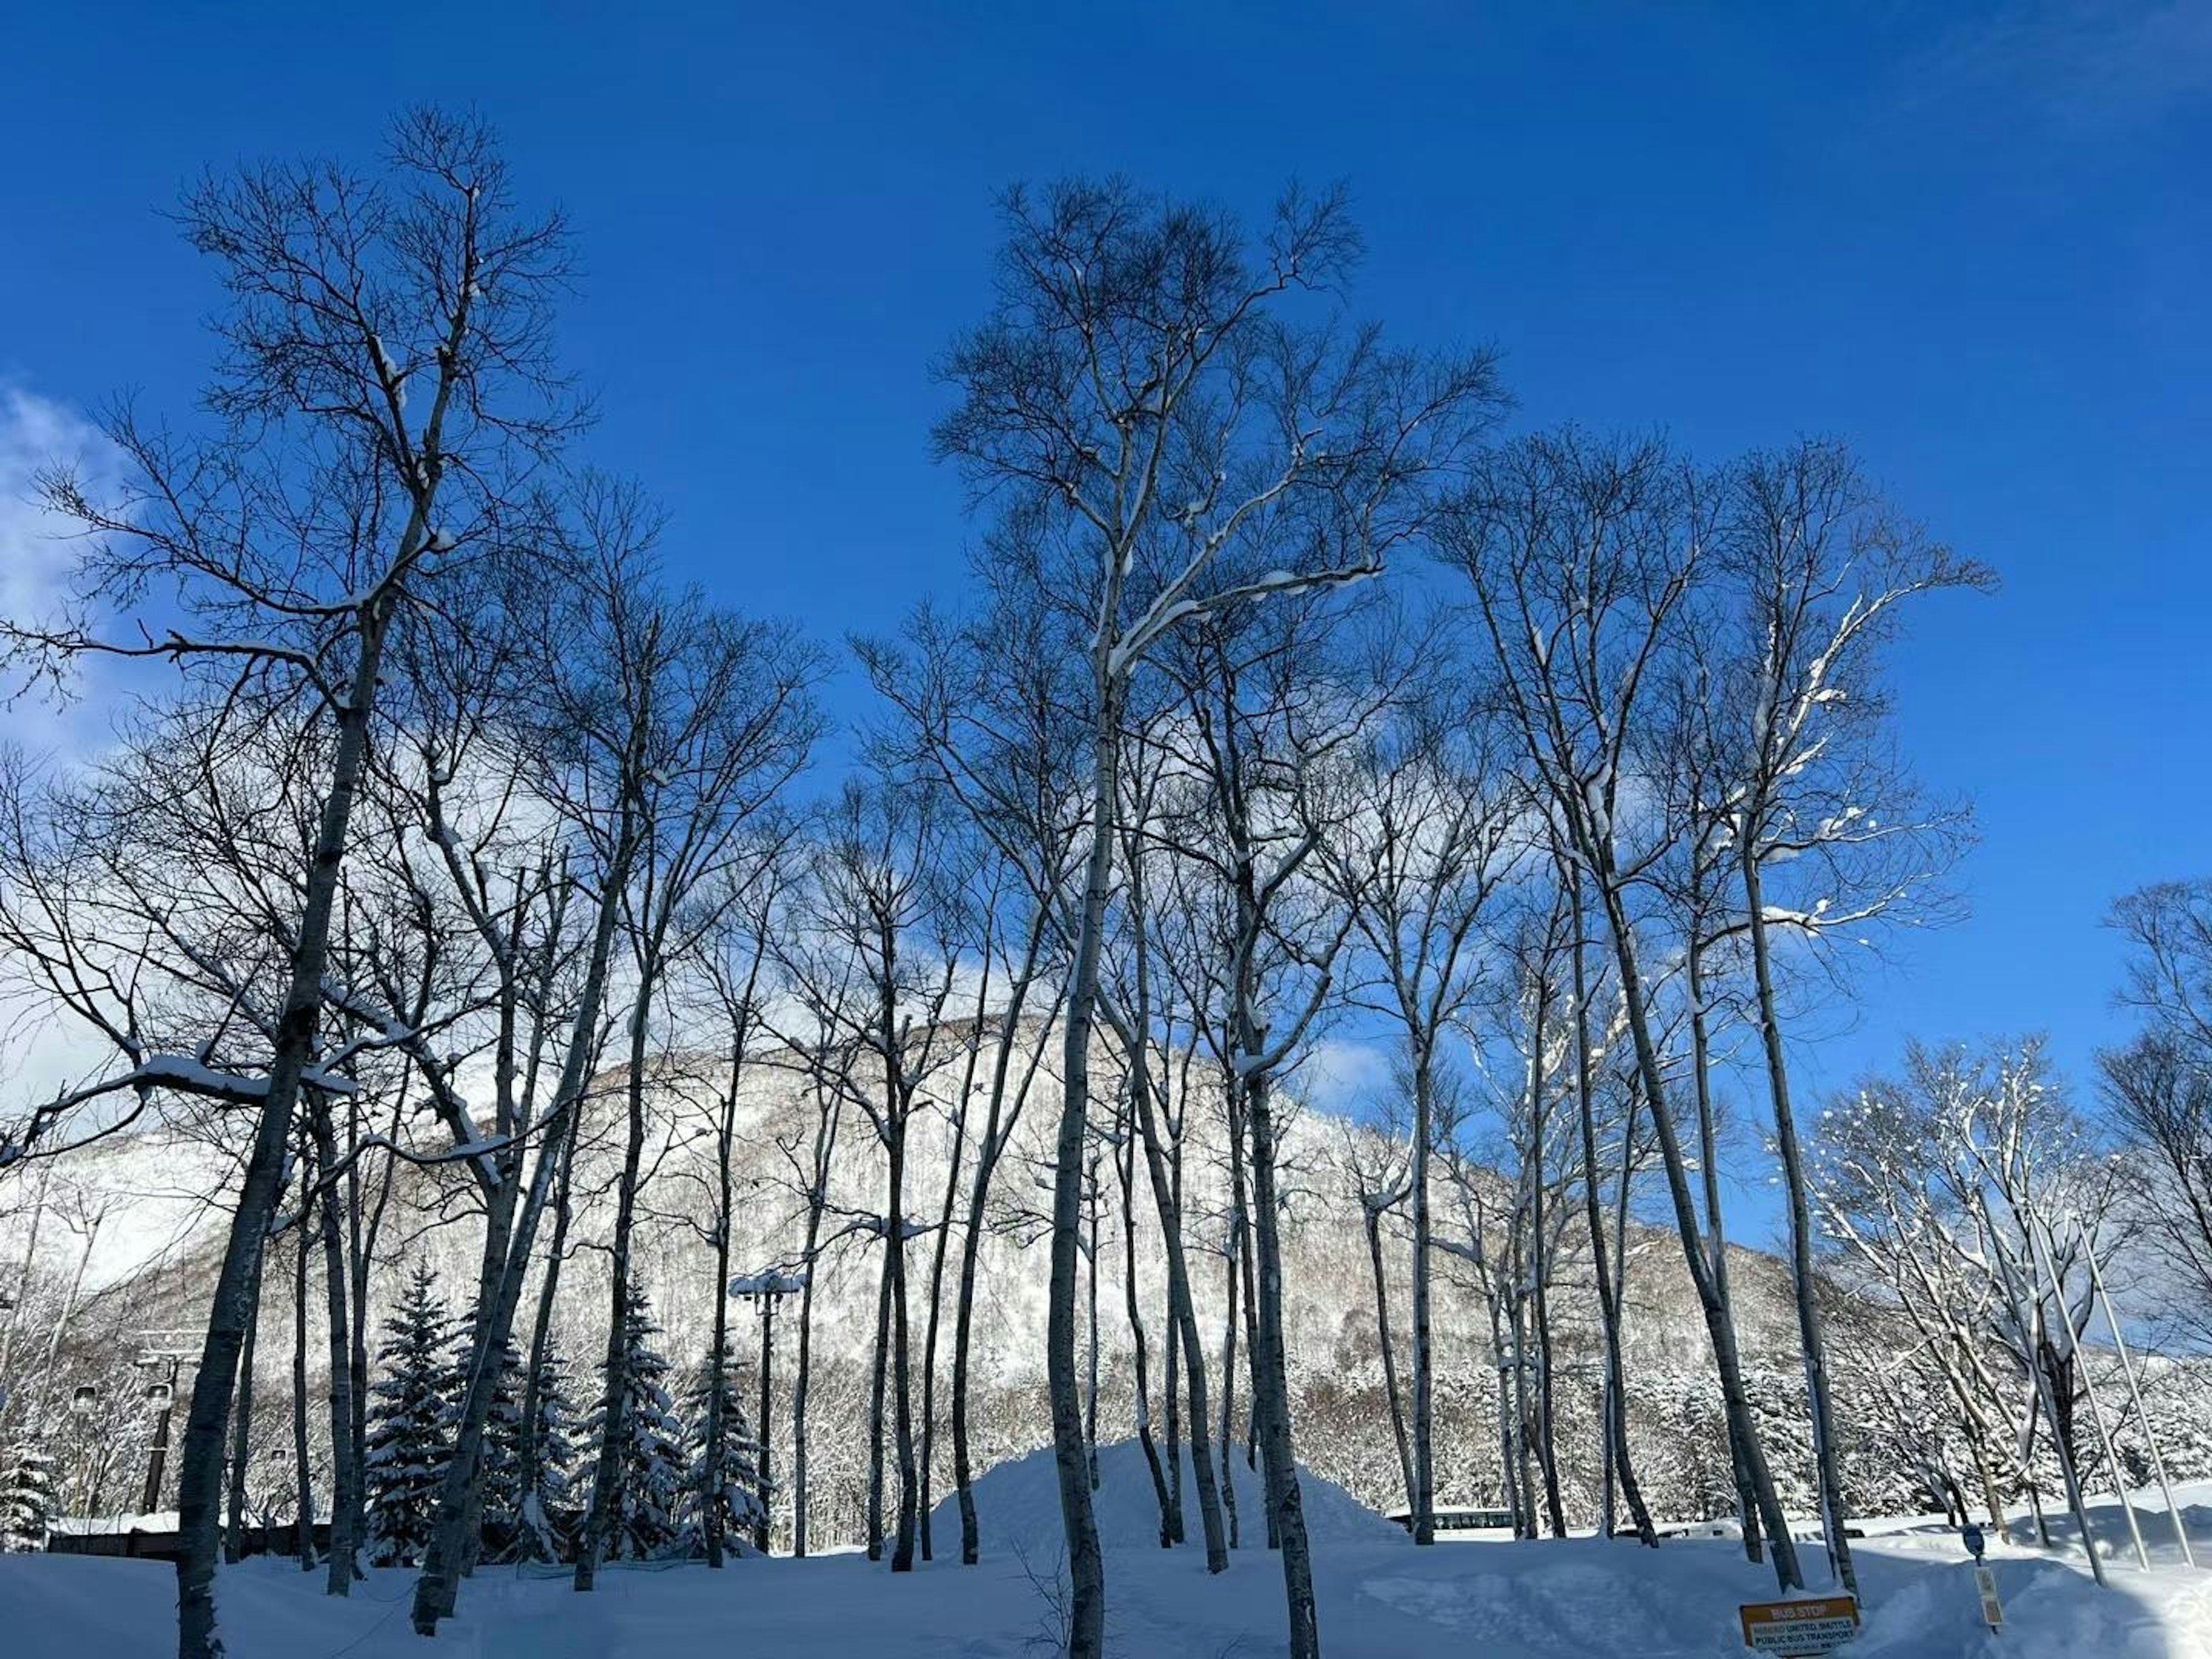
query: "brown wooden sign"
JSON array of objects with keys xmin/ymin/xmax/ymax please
[{"xmin": 1738, "ymin": 1596, "xmax": 1862, "ymax": 1655}]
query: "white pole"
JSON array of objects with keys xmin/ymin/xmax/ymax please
[
  {"xmin": 2027, "ymin": 1220, "xmax": 2149, "ymax": 1571},
  {"xmin": 2077, "ymin": 1219, "xmax": 2195, "ymax": 1568},
  {"xmin": 1979, "ymin": 1190, "xmax": 2105, "ymax": 1587}
]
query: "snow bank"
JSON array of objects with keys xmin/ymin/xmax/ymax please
[
  {"xmin": 6, "ymin": 1485, "xmax": 2209, "ymax": 1659},
  {"xmin": 930, "ymin": 1436, "xmax": 1404, "ymax": 1554}
]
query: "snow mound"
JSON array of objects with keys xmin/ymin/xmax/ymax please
[{"xmin": 933, "ymin": 1437, "xmax": 1404, "ymax": 1554}]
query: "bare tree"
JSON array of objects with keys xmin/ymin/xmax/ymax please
[
  {"xmin": 1319, "ymin": 621, "xmax": 1518, "ymax": 1544},
  {"xmin": 0, "ymin": 109, "xmax": 574, "ymax": 1659},
  {"xmin": 934, "ymin": 178, "xmax": 1498, "ymax": 1656},
  {"xmin": 2104, "ymin": 882, "xmax": 2212, "ymax": 1345},
  {"xmin": 1815, "ymin": 1040, "xmax": 2129, "ymax": 1556},
  {"xmin": 1446, "ymin": 431, "xmax": 1802, "ymax": 1589},
  {"xmin": 573, "ymin": 563, "xmax": 823, "ymax": 1593}
]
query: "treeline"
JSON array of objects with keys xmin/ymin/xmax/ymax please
[{"xmin": 0, "ymin": 108, "xmax": 2202, "ymax": 1659}]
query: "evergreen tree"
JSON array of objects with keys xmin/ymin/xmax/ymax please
[
  {"xmin": 585, "ymin": 1283, "xmax": 686, "ymax": 1560},
  {"xmin": 521, "ymin": 1344, "xmax": 585, "ymax": 1559},
  {"xmin": 677, "ymin": 1352, "xmax": 767, "ymax": 1560},
  {"xmin": 0, "ymin": 1440, "xmax": 56, "ymax": 1552},
  {"xmin": 364, "ymin": 1264, "xmax": 455, "ymax": 1566},
  {"xmin": 457, "ymin": 1334, "xmax": 526, "ymax": 1552},
  {"xmin": 475, "ymin": 1336, "xmax": 583, "ymax": 1562}
]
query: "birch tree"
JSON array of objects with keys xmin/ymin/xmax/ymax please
[
  {"xmin": 0, "ymin": 109, "xmax": 574, "ymax": 1659},
  {"xmin": 933, "ymin": 179, "xmax": 1499, "ymax": 1656},
  {"xmin": 1320, "ymin": 638, "xmax": 1518, "ymax": 1543},
  {"xmin": 1702, "ymin": 440, "xmax": 1986, "ymax": 1591},
  {"xmin": 1446, "ymin": 431, "xmax": 1803, "ymax": 1588}
]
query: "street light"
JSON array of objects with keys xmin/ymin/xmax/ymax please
[{"xmin": 728, "ymin": 1270, "xmax": 806, "ymax": 1554}]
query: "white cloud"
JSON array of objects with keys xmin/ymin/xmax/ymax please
[
  {"xmin": 1293, "ymin": 1037, "xmax": 1397, "ymax": 1116},
  {"xmin": 0, "ymin": 384, "xmax": 118, "ymax": 757},
  {"xmin": 0, "ymin": 387, "xmax": 105, "ymax": 626}
]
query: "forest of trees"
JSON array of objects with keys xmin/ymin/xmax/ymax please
[{"xmin": 1, "ymin": 111, "xmax": 2207, "ymax": 1659}]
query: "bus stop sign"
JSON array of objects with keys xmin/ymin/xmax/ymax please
[{"xmin": 1738, "ymin": 1596, "xmax": 1861, "ymax": 1656}]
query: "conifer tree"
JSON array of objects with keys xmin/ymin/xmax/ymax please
[
  {"xmin": 478, "ymin": 1336, "xmax": 583, "ymax": 1562},
  {"xmin": 584, "ymin": 1284, "xmax": 685, "ymax": 1560},
  {"xmin": 457, "ymin": 1334, "xmax": 527, "ymax": 1556},
  {"xmin": 364, "ymin": 1264, "xmax": 455, "ymax": 1566},
  {"xmin": 679, "ymin": 1354, "xmax": 767, "ymax": 1560},
  {"xmin": 0, "ymin": 1441, "xmax": 56, "ymax": 1552},
  {"xmin": 519, "ymin": 1345, "xmax": 584, "ymax": 1560}
]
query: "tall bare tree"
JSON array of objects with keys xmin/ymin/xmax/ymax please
[
  {"xmin": 0, "ymin": 109, "xmax": 574, "ymax": 1659},
  {"xmin": 934, "ymin": 179, "xmax": 1498, "ymax": 1655}
]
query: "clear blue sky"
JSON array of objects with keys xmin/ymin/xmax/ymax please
[{"xmin": 3, "ymin": 3, "xmax": 2207, "ymax": 1236}]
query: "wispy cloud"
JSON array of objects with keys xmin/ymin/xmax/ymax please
[
  {"xmin": 1293, "ymin": 1037, "xmax": 1397, "ymax": 1116},
  {"xmin": 1893, "ymin": 0, "xmax": 2212, "ymax": 130},
  {"xmin": 0, "ymin": 384, "xmax": 117, "ymax": 756},
  {"xmin": 0, "ymin": 385, "xmax": 105, "ymax": 626}
]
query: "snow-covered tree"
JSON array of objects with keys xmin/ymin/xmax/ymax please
[
  {"xmin": 677, "ymin": 1356, "xmax": 767, "ymax": 1560},
  {"xmin": 584, "ymin": 1284, "xmax": 686, "ymax": 1561},
  {"xmin": 487, "ymin": 1342, "xmax": 582, "ymax": 1562},
  {"xmin": 364, "ymin": 1264, "xmax": 455, "ymax": 1566},
  {"xmin": 0, "ymin": 1440, "xmax": 55, "ymax": 1552}
]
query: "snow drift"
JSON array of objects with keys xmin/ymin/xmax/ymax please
[{"xmin": 933, "ymin": 1436, "xmax": 1405, "ymax": 1554}]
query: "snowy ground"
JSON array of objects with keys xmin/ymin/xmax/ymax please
[{"xmin": 10, "ymin": 1455, "xmax": 2211, "ymax": 1658}]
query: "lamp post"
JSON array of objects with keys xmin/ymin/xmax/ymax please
[
  {"xmin": 728, "ymin": 1271, "xmax": 806, "ymax": 1554},
  {"xmin": 134, "ymin": 1329, "xmax": 203, "ymax": 1518}
]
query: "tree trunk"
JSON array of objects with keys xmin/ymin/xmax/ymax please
[
  {"xmin": 177, "ymin": 603, "xmax": 392, "ymax": 1659},
  {"xmin": 791, "ymin": 1080, "xmax": 840, "ymax": 1562},
  {"xmin": 1686, "ymin": 922, "xmax": 1764, "ymax": 1566},
  {"xmin": 1409, "ymin": 1047, "xmax": 1437, "ymax": 1546},
  {"xmin": 309, "ymin": 1106, "xmax": 357, "ymax": 1595},
  {"xmin": 1364, "ymin": 1203, "xmax": 1416, "ymax": 1516},
  {"xmin": 291, "ymin": 1202, "xmax": 315, "ymax": 1570},
  {"xmin": 224, "ymin": 1260, "xmax": 263, "ymax": 1565},
  {"xmin": 576, "ymin": 953, "xmax": 662, "ymax": 1593},
  {"xmin": 1123, "ymin": 1028, "xmax": 1228, "ymax": 1570},
  {"xmin": 918, "ymin": 965, "xmax": 988, "ymax": 1563},
  {"xmin": 1595, "ymin": 873, "xmax": 1802, "ymax": 1592},
  {"xmin": 1050, "ymin": 698, "xmax": 1120, "ymax": 1659},
  {"xmin": 1084, "ymin": 1148, "xmax": 1101, "ymax": 1491},
  {"xmin": 1115, "ymin": 1105, "xmax": 1172, "ymax": 1543},
  {"xmin": 518, "ymin": 1101, "xmax": 581, "ymax": 1562},
  {"xmin": 1525, "ymin": 1036, "xmax": 1566, "ymax": 1539},
  {"xmin": 1219, "ymin": 1219, "xmax": 1241, "ymax": 1552},
  {"xmin": 951, "ymin": 965, "xmax": 1043, "ymax": 1564},
  {"xmin": 413, "ymin": 772, "xmax": 645, "ymax": 1634},
  {"xmin": 1568, "ymin": 886, "xmax": 1653, "ymax": 1545},
  {"xmin": 1245, "ymin": 1070, "xmax": 1320, "ymax": 1659},
  {"xmin": 865, "ymin": 1241, "xmax": 892, "ymax": 1562},
  {"xmin": 886, "ymin": 1119, "xmax": 919, "ymax": 1571},
  {"xmin": 1740, "ymin": 848, "xmax": 1858, "ymax": 1596}
]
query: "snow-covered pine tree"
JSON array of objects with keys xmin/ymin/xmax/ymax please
[
  {"xmin": 585, "ymin": 1283, "xmax": 686, "ymax": 1560},
  {"xmin": 0, "ymin": 1441, "xmax": 56, "ymax": 1552},
  {"xmin": 458, "ymin": 1334, "xmax": 526, "ymax": 1554},
  {"xmin": 364, "ymin": 1264, "xmax": 456, "ymax": 1566},
  {"xmin": 476, "ymin": 1335, "xmax": 583, "ymax": 1561},
  {"xmin": 678, "ymin": 1353, "xmax": 767, "ymax": 1560},
  {"xmin": 517, "ymin": 1344, "xmax": 584, "ymax": 1560}
]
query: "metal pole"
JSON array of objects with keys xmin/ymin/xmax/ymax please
[
  {"xmin": 755, "ymin": 1293, "xmax": 774, "ymax": 1555},
  {"xmin": 141, "ymin": 1359, "xmax": 177, "ymax": 1516},
  {"xmin": 2077, "ymin": 1219, "xmax": 2195, "ymax": 1567},
  {"xmin": 1978, "ymin": 1191, "xmax": 2105, "ymax": 1587},
  {"xmin": 2028, "ymin": 1220, "xmax": 2148, "ymax": 1571}
]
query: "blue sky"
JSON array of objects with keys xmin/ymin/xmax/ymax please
[{"xmin": 4, "ymin": 3, "xmax": 2209, "ymax": 1240}]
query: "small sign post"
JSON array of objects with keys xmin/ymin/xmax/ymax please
[
  {"xmin": 1738, "ymin": 1596, "xmax": 1861, "ymax": 1656},
  {"xmin": 1973, "ymin": 1565, "xmax": 2005, "ymax": 1632}
]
